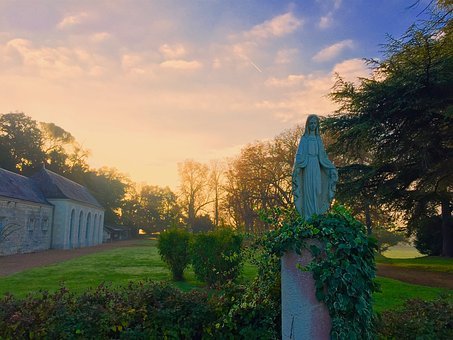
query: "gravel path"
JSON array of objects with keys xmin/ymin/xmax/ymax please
[
  {"xmin": 0, "ymin": 240, "xmax": 143, "ymax": 277},
  {"xmin": 1, "ymin": 243, "xmax": 452, "ymax": 290}
]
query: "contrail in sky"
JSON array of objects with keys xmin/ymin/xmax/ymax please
[{"xmin": 250, "ymin": 60, "xmax": 263, "ymax": 73}]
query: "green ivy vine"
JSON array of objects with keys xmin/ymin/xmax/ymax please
[{"xmin": 260, "ymin": 204, "xmax": 379, "ymax": 340}]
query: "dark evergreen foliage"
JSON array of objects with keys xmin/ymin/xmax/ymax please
[{"xmin": 323, "ymin": 8, "xmax": 453, "ymax": 256}]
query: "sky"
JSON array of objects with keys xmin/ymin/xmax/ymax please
[{"xmin": 0, "ymin": 0, "xmax": 433, "ymax": 189}]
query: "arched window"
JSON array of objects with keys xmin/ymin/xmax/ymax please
[
  {"xmin": 78, "ymin": 211, "xmax": 84, "ymax": 247},
  {"xmin": 94, "ymin": 214, "xmax": 98, "ymax": 244},
  {"xmin": 99, "ymin": 214, "xmax": 103, "ymax": 243},
  {"xmin": 86, "ymin": 213, "xmax": 91, "ymax": 246},
  {"xmin": 69, "ymin": 209, "xmax": 75, "ymax": 248}
]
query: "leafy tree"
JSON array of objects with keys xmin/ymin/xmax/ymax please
[
  {"xmin": 0, "ymin": 112, "xmax": 45, "ymax": 174},
  {"xmin": 139, "ymin": 185, "xmax": 181, "ymax": 232},
  {"xmin": 119, "ymin": 184, "xmax": 182, "ymax": 232},
  {"xmin": 323, "ymin": 6, "xmax": 453, "ymax": 256},
  {"xmin": 372, "ymin": 225, "xmax": 407, "ymax": 254},
  {"xmin": 39, "ymin": 122, "xmax": 90, "ymax": 176},
  {"xmin": 411, "ymin": 215, "xmax": 443, "ymax": 255},
  {"xmin": 223, "ymin": 126, "xmax": 302, "ymax": 233},
  {"xmin": 192, "ymin": 214, "xmax": 215, "ymax": 233},
  {"xmin": 81, "ymin": 167, "xmax": 131, "ymax": 225}
]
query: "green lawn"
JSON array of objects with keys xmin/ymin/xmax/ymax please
[
  {"xmin": 382, "ymin": 242, "xmax": 422, "ymax": 259},
  {"xmin": 0, "ymin": 240, "xmax": 256, "ymax": 298},
  {"xmin": 373, "ymin": 277, "xmax": 452, "ymax": 312},
  {"xmin": 376, "ymin": 254, "xmax": 453, "ymax": 273},
  {"xmin": 0, "ymin": 240, "xmax": 451, "ymax": 313}
]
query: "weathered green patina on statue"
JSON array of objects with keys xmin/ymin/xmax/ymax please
[{"xmin": 292, "ymin": 114, "xmax": 337, "ymax": 221}]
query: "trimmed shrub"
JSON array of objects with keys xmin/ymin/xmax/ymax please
[
  {"xmin": 0, "ymin": 281, "xmax": 216, "ymax": 339},
  {"xmin": 191, "ymin": 229, "xmax": 244, "ymax": 286},
  {"xmin": 157, "ymin": 228, "xmax": 191, "ymax": 280},
  {"xmin": 378, "ymin": 298, "xmax": 453, "ymax": 339}
]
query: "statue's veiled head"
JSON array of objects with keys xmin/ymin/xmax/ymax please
[{"xmin": 304, "ymin": 114, "xmax": 320, "ymax": 136}]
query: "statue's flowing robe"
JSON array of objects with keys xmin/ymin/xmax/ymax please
[{"xmin": 292, "ymin": 135, "xmax": 337, "ymax": 220}]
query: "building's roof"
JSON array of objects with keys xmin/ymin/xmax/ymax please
[
  {"xmin": 104, "ymin": 225, "xmax": 130, "ymax": 232},
  {"xmin": 31, "ymin": 167, "xmax": 103, "ymax": 209},
  {"xmin": 0, "ymin": 168, "xmax": 51, "ymax": 205},
  {"xmin": 104, "ymin": 224, "xmax": 131, "ymax": 233}
]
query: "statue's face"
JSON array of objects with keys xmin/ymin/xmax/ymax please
[{"xmin": 308, "ymin": 117, "xmax": 318, "ymax": 132}]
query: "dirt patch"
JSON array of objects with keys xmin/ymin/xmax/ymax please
[
  {"xmin": 0, "ymin": 240, "xmax": 144, "ymax": 277},
  {"xmin": 377, "ymin": 264, "xmax": 453, "ymax": 289}
]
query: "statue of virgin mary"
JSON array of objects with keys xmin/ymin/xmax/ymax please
[{"xmin": 292, "ymin": 114, "xmax": 338, "ymax": 220}]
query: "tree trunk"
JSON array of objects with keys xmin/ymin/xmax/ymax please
[
  {"xmin": 364, "ymin": 203, "xmax": 372, "ymax": 235},
  {"xmin": 214, "ymin": 188, "xmax": 219, "ymax": 227},
  {"xmin": 441, "ymin": 198, "xmax": 453, "ymax": 257},
  {"xmin": 188, "ymin": 200, "xmax": 195, "ymax": 230}
]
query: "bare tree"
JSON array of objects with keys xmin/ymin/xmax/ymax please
[{"xmin": 178, "ymin": 160, "xmax": 212, "ymax": 228}]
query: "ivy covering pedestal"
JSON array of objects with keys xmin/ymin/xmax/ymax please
[{"xmin": 262, "ymin": 205, "xmax": 378, "ymax": 339}]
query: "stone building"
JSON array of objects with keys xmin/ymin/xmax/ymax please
[
  {"xmin": 0, "ymin": 169, "xmax": 53, "ymax": 255},
  {"xmin": 0, "ymin": 167, "xmax": 104, "ymax": 256}
]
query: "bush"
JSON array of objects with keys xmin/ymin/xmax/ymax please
[
  {"xmin": 378, "ymin": 298, "xmax": 453, "ymax": 339},
  {"xmin": 191, "ymin": 229, "xmax": 244, "ymax": 286},
  {"xmin": 211, "ymin": 241, "xmax": 282, "ymax": 339},
  {"xmin": 157, "ymin": 228, "xmax": 191, "ymax": 280},
  {"xmin": 0, "ymin": 281, "xmax": 216, "ymax": 339}
]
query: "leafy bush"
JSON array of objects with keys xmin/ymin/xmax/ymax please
[
  {"xmin": 377, "ymin": 298, "xmax": 453, "ymax": 339},
  {"xmin": 0, "ymin": 281, "xmax": 216, "ymax": 339},
  {"xmin": 157, "ymin": 228, "xmax": 191, "ymax": 280},
  {"xmin": 191, "ymin": 229, "xmax": 244, "ymax": 286},
  {"xmin": 211, "ymin": 241, "xmax": 282, "ymax": 339}
]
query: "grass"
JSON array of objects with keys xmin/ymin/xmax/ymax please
[
  {"xmin": 0, "ymin": 240, "xmax": 256, "ymax": 298},
  {"xmin": 382, "ymin": 242, "xmax": 422, "ymax": 259},
  {"xmin": 373, "ymin": 277, "xmax": 452, "ymax": 313},
  {"xmin": 376, "ymin": 254, "xmax": 453, "ymax": 273},
  {"xmin": 0, "ymin": 240, "xmax": 451, "ymax": 313}
]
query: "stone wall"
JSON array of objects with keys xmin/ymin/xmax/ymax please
[
  {"xmin": 49, "ymin": 199, "xmax": 104, "ymax": 249},
  {"xmin": 0, "ymin": 197, "xmax": 53, "ymax": 256}
]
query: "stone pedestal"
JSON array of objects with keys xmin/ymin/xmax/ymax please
[{"xmin": 281, "ymin": 247, "xmax": 331, "ymax": 339}]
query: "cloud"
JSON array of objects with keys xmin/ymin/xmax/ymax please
[
  {"xmin": 333, "ymin": 0, "xmax": 342, "ymax": 10},
  {"xmin": 57, "ymin": 12, "xmax": 90, "ymax": 29},
  {"xmin": 160, "ymin": 59, "xmax": 202, "ymax": 71},
  {"xmin": 90, "ymin": 32, "xmax": 111, "ymax": 43},
  {"xmin": 159, "ymin": 43, "xmax": 187, "ymax": 59},
  {"xmin": 121, "ymin": 53, "xmax": 151, "ymax": 75},
  {"xmin": 275, "ymin": 48, "xmax": 298, "ymax": 64},
  {"xmin": 3, "ymin": 38, "xmax": 109, "ymax": 78},
  {"xmin": 215, "ymin": 12, "xmax": 302, "ymax": 73},
  {"xmin": 265, "ymin": 74, "xmax": 305, "ymax": 87},
  {"xmin": 319, "ymin": 13, "xmax": 333, "ymax": 29},
  {"xmin": 332, "ymin": 58, "xmax": 370, "ymax": 83},
  {"xmin": 260, "ymin": 59, "xmax": 370, "ymax": 123},
  {"xmin": 313, "ymin": 39, "xmax": 354, "ymax": 62},
  {"xmin": 257, "ymin": 72, "xmax": 336, "ymax": 123},
  {"xmin": 244, "ymin": 12, "xmax": 302, "ymax": 40}
]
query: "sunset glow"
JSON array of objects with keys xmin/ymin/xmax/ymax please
[{"xmin": 0, "ymin": 1, "xmax": 430, "ymax": 188}]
